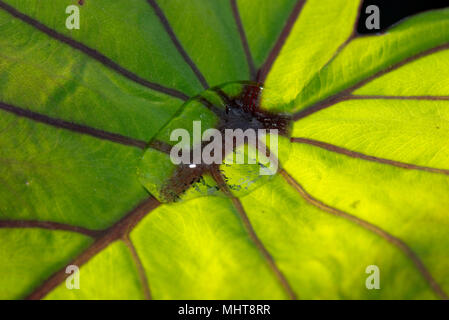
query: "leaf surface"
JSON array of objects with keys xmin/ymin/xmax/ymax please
[{"xmin": 1, "ymin": 0, "xmax": 449, "ymax": 300}]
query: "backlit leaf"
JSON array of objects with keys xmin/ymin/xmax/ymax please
[{"xmin": 1, "ymin": 0, "xmax": 448, "ymax": 300}]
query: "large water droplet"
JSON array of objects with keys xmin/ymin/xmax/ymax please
[{"xmin": 138, "ymin": 81, "xmax": 292, "ymax": 203}]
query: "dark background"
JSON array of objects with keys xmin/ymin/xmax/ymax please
[{"xmin": 358, "ymin": 0, "xmax": 449, "ymax": 34}]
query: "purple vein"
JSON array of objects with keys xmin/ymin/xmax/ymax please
[
  {"xmin": 230, "ymin": 0, "xmax": 256, "ymax": 80},
  {"xmin": 210, "ymin": 166, "xmax": 297, "ymax": 300},
  {"xmin": 197, "ymin": 97, "xmax": 226, "ymax": 117},
  {"xmin": 293, "ymin": 42, "xmax": 449, "ymax": 121},
  {"xmin": 0, "ymin": 101, "xmax": 147, "ymax": 149},
  {"xmin": 26, "ymin": 196, "xmax": 160, "ymax": 300},
  {"xmin": 147, "ymin": 0, "xmax": 209, "ymax": 89},
  {"xmin": 0, "ymin": 220, "xmax": 102, "ymax": 238},
  {"xmin": 293, "ymin": 93, "xmax": 449, "ymax": 121},
  {"xmin": 0, "ymin": 1, "xmax": 189, "ymax": 101},
  {"xmin": 350, "ymin": 95, "xmax": 449, "ymax": 101},
  {"xmin": 257, "ymin": 0, "xmax": 306, "ymax": 83},
  {"xmin": 291, "ymin": 137, "xmax": 449, "ymax": 176},
  {"xmin": 123, "ymin": 235, "xmax": 152, "ymax": 300},
  {"xmin": 279, "ymin": 169, "xmax": 448, "ymax": 300},
  {"xmin": 305, "ymin": 0, "xmax": 363, "ymax": 80},
  {"xmin": 348, "ymin": 42, "xmax": 449, "ymax": 93}
]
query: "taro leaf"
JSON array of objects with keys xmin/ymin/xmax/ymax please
[{"xmin": 0, "ymin": 0, "xmax": 449, "ymax": 300}]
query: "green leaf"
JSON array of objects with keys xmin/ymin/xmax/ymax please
[
  {"xmin": 290, "ymin": 8, "xmax": 449, "ymax": 113},
  {"xmin": 260, "ymin": 0, "xmax": 361, "ymax": 109},
  {"xmin": 0, "ymin": 111, "xmax": 148, "ymax": 229},
  {"xmin": 1, "ymin": 0, "xmax": 449, "ymax": 300},
  {"xmin": 0, "ymin": 229, "xmax": 91, "ymax": 299},
  {"xmin": 45, "ymin": 240, "xmax": 149, "ymax": 300}
]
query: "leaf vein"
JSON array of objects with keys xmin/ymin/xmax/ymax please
[
  {"xmin": 0, "ymin": 1, "xmax": 189, "ymax": 101},
  {"xmin": 25, "ymin": 196, "xmax": 160, "ymax": 300},
  {"xmin": 210, "ymin": 166, "xmax": 298, "ymax": 300},
  {"xmin": 146, "ymin": 0, "xmax": 209, "ymax": 89},
  {"xmin": 291, "ymin": 137, "xmax": 449, "ymax": 175},
  {"xmin": 280, "ymin": 169, "xmax": 448, "ymax": 300},
  {"xmin": 230, "ymin": 0, "xmax": 256, "ymax": 80}
]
